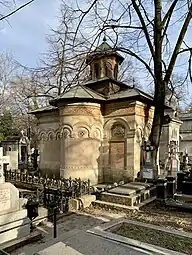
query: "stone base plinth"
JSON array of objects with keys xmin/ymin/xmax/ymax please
[
  {"xmin": 69, "ymin": 195, "xmax": 96, "ymax": 211},
  {"xmin": 0, "ymin": 209, "xmax": 30, "ymax": 245}
]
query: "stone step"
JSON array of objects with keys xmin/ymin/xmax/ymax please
[
  {"xmin": 101, "ymin": 187, "xmax": 156, "ymax": 207},
  {"xmin": 0, "ymin": 231, "xmax": 42, "ymax": 254}
]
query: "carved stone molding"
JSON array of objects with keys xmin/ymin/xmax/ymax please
[
  {"xmin": 63, "ymin": 128, "xmax": 72, "ymax": 139},
  {"xmin": 62, "ymin": 106, "xmax": 101, "ymax": 120},
  {"xmin": 47, "ymin": 132, "xmax": 54, "ymax": 141},
  {"xmin": 105, "ymin": 107, "xmax": 135, "ymax": 117}
]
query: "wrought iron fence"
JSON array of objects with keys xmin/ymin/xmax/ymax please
[{"xmin": 4, "ymin": 169, "xmax": 91, "ymax": 213}]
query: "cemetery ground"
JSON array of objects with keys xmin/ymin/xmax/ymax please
[
  {"xmin": 10, "ymin": 200, "xmax": 192, "ymax": 255},
  {"xmin": 86, "ymin": 202, "xmax": 192, "ymax": 254}
]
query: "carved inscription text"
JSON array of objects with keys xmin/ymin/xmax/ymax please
[{"xmin": 0, "ymin": 189, "xmax": 11, "ymax": 211}]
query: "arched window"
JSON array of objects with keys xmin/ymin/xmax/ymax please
[
  {"xmin": 114, "ymin": 64, "xmax": 118, "ymax": 79},
  {"xmin": 109, "ymin": 123, "xmax": 126, "ymax": 173},
  {"xmin": 94, "ymin": 63, "xmax": 100, "ymax": 79},
  {"xmin": 105, "ymin": 61, "xmax": 113, "ymax": 78}
]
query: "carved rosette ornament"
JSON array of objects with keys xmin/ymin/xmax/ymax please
[
  {"xmin": 111, "ymin": 124, "xmax": 125, "ymax": 138},
  {"xmin": 78, "ymin": 130, "xmax": 85, "ymax": 138}
]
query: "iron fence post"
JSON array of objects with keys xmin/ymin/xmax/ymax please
[{"xmin": 53, "ymin": 207, "xmax": 57, "ymax": 238}]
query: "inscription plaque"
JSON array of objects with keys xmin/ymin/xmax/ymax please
[
  {"xmin": 0, "ymin": 189, "xmax": 11, "ymax": 211},
  {"xmin": 110, "ymin": 142, "xmax": 125, "ymax": 169}
]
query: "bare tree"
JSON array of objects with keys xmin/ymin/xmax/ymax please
[
  {"xmin": 0, "ymin": 52, "xmax": 20, "ymax": 112},
  {"xmin": 68, "ymin": 0, "xmax": 192, "ymax": 167},
  {"xmin": 35, "ymin": 1, "xmax": 89, "ymax": 98},
  {"xmin": 9, "ymin": 74, "xmax": 46, "ymax": 114}
]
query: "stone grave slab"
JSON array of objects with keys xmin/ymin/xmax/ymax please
[
  {"xmin": 37, "ymin": 241, "xmax": 83, "ymax": 255},
  {"xmin": 122, "ymin": 183, "xmax": 146, "ymax": 192},
  {"xmin": 108, "ymin": 187, "xmax": 136, "ymax": 196},
  {"xmin": 130, "ymin": 182, "xmax": 152, "ymax": 188}
]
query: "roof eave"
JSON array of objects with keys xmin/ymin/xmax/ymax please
[{"xmin": 50, "ymin": 97, "xmax": 105, "ymax": 106}]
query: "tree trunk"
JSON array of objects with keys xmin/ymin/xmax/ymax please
[{"xmin": 149, "ymin": 0, "xmax": 164, "ymax": 176}]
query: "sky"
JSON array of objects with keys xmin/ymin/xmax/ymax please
[
  {"xmin": 0, "ymin": 0, "xmax": 60, "ymax": 67},
  {"xmin": 0, "ymin": 0, "xmax": 191, "ymax": 106}
]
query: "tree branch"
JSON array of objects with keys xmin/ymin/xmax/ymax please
[
  {"xmin": 104, "ymin": 24, "xmax": 143, "ymax": 29},
  {"xmin": 164, "ymin": 4, "xmax": 192, "ymax": 84},
  {"xmin": 178, "ymin": 48, "xmax": 192, "ymax": 54},
  {"xmin": 161, "ymin": 0, "xmax": 179, "ymax": 41},
  {"xmin": 131, "ymin": 0, "xmax": 155, "ymax": 59},
  {"xmin": 73, "ymin": 0, "xmax": 98, "ymax": 43},
  {"xmin": 162, "ymin": 0, "xmax": 179, "ymax": 26},
  {"xmin": 117, "ymin": 47, "xmax": 154, "ymax": 79},
  {"xmin": 0, "ymin": 0, "xmax": 35, "ymax": 21}
]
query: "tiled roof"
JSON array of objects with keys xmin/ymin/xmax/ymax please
[
  {"xmin": 108, "ymin": 87, "xmax": 153, "ymax": 101},
  {"xmin": 28, "ymin": 105, "xmax": 58, "ymax": 114},
  {"xmin": 95, "ymin": 41, "xmax": 113, "ymax": 52},
  {"xmin": 50, "ymin": 85, "xmax": 106, "ymax": 105}
]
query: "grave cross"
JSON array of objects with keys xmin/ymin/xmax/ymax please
[{"xmin": 167, "ymin": 140, "xmax": 179, "ymax": 176}]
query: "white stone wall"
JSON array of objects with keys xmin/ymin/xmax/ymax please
[
  {"xmin": 36, "ymin": 110, "xmax": 60, "ymax": 176},
  {"xmin": 59, "ymin": 102, "xmax": 103, "ymax": 184},
  {"xmin": 102, "ymin": 101, "xmax": 154, "ymax": 182}
]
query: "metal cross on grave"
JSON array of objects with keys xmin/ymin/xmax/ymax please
[{"xmin": 167, "ymin": 140, "xmax": 179, "ymax": 176}]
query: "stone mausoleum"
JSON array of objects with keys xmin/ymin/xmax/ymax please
[{"xmin": 31, "ymin": 39, "xmax": 181, "ymax": 184}]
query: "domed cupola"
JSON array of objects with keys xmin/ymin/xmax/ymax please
[{"xmin": 86, "ymin": 37, "xmax": 124, "ymax": 81}]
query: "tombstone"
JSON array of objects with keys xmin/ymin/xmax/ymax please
[
  {"xmin": 182, "ymin": 170, "xmax": 192, "ymax": 195},
  {"xmin": 0, "ymin": 147, "xmax": 10, "ymax": 181},
  {"xmin": 156, "ymin": 178, "xmax": 167, "ymax": 200},
  {"xmin": 172, "ymin": 155, "xmax": 180, "ymax": 177},
  {"xmin": 141, "ymin": 150, "xmax": 155, "ymax": 180},
  {"xmin": 0, "ymin": 163, "xmax": 30, "ymax": 244},
  {"xmin": 167, "ymin": 176, "xmax": 176, "ymax": 198},
  {"xmin": 164, "ymin": 141, "xmax": 180, "ymax": 177}
]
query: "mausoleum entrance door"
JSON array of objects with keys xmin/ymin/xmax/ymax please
[{"xmin": 109, "ymin": 124, "xmax": 126, "ymax": 183}]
